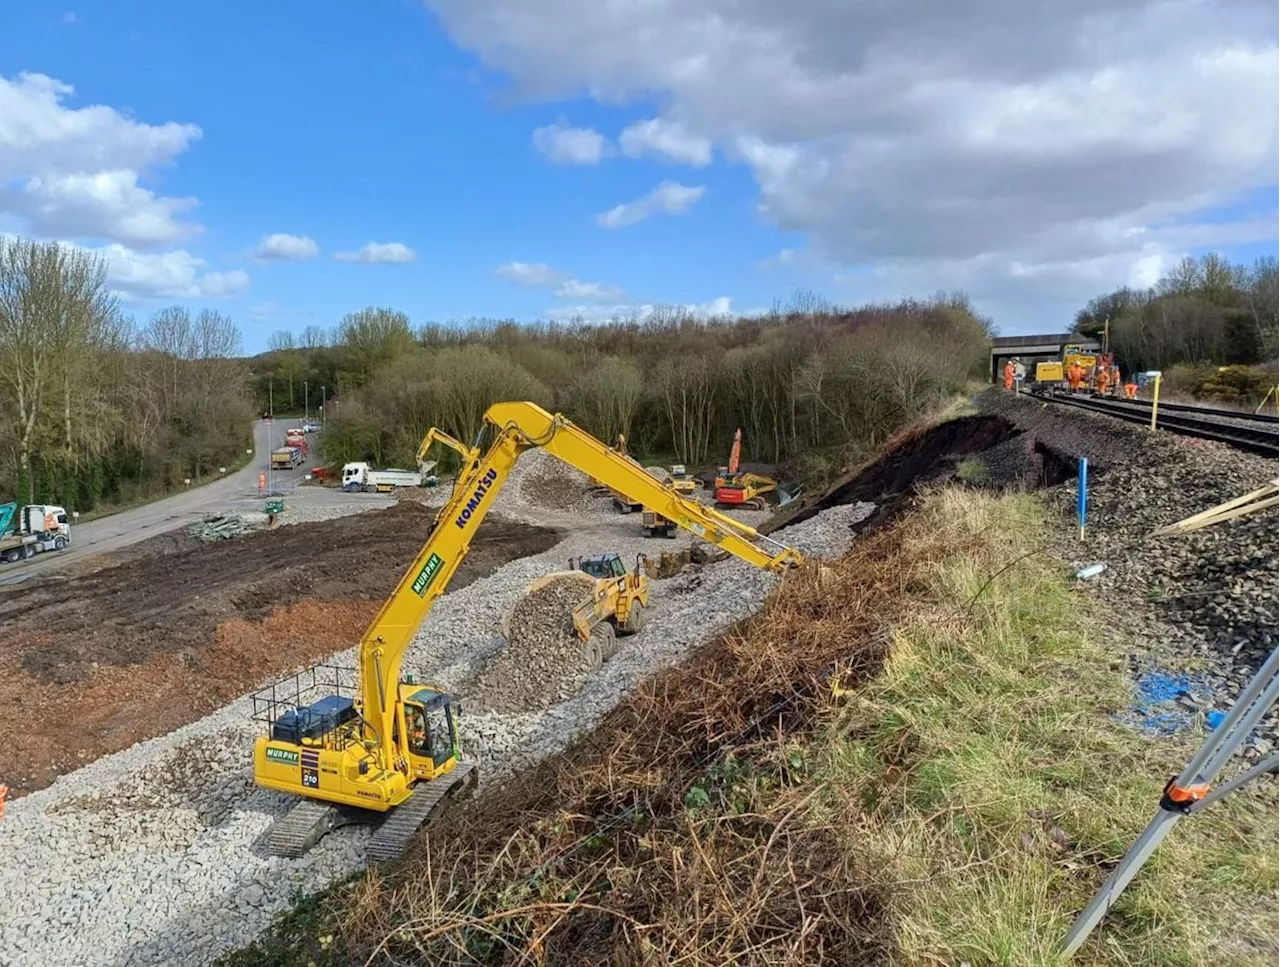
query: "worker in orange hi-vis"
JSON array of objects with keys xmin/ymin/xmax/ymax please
[
  {"xmin": 1003, "ymin": 360, "xmax": 1015, "ymax": 391},
  {"xmin": 1067, "ymin": 361, "xmax": 1083, "ymax": 392},
  {"xmin": 258, "ymin": 472, "xmax": 267, "ymax": 493},
  {"xmin": 1110, "ymin": 364, "xmax": 1121, "ymax": 393},
  {"xmin": 1096, "ymin": 366, "xmax": 1111, "ymax": 396},
  {"xmin": 1124, "ymin": 379, "xmax": 1138, "ymax": 400}
]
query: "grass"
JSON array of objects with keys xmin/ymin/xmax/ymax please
[
  {"xmin": 955, "ymin": 456, "xmax": 989, "ymax": 483},
  {"xmin": 223, "ymin": 486, "xmax": 1277, "ymax": 966},
  {"xmin": 823, "ymin": 488, "xmax": 1277, "ymax": 966}
]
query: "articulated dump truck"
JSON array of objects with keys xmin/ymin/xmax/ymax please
[{"xmin": 251, "ymin": 401, "xmax": 807, "ymax": 863}]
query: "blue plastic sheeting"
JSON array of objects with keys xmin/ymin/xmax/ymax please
[{"xmin": 1118, "ymin": 669, "xmax": 1204, "ymax": 736}]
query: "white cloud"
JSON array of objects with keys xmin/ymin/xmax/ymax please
[
  {"xmin": 597, "ymin": 180, "xmax": 705, "ymax": 228},
  {"xmin": 333, "ymin": 241, "xmax": 417, "ymax": 264},
  {"xmin": 555, "ymin": 278, "xmax": 625, "ymax": 300},
  {"xmin": 619, "ymin": 118, "xmax": 712, "ymax": 166},
  {"xmin": 496, "ymin": 261, "xmax": 567, "ymax": 285},
  {"xmin": 424, "ymin": 0, "xmax": 1278, "ymax": 326},
  {"xmin": 91, "ymin": 243, "xmax": 250, "ymax": 301},
  {"xmin": 0, "ymin": 71, "xmax": 202, "ymax": 246},
  {"xmin": 547, "ymin": 296, "xmax": 735, "ymax": 323},
  {"xmin": 496, "ymin": 260, "xmax": 624, "ymax": 301},
  {"xmin": 249, "ymin": 301, "xmax": 278, "ymax": 322},
  {"xmin": 3, "ymin": 169, "xmax": 198, "ymax": 245},
  {"xmin": 532, "ymin": 123, "xmax": 609, "ymax": 164},
  {"xmin": 253, "ymin": 233, "xmax": 319, "ymax": 261}
]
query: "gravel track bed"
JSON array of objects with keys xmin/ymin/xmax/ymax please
[
  {"xmin": 979, "ymin": 391, "xmax": 1278, "ymax": 751},
  {"xmin": 0, "ymin": 450, "xmax": 863, "ymax": 967}
]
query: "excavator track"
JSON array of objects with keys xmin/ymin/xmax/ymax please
[
  {"xmin": 367, "ymin": 762, "xmax": 477, "ymax": 864},
  {"xmin": 268, "ymin": 799, "xmax": 349, "ymax": 858}
]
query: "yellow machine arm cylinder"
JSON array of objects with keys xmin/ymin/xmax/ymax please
[{"xmin": 356, "ymin": 402, "xmax": 803, "ymax": 772}]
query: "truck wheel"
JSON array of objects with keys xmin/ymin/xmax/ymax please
[
  {"xmin": 22, "ymin": 544, "xmax": 35, "ymax": 560},
  {"xmin": 585, "ymin": 623, "xmax": 616, "ymax": 667},
  {"xmin": 2, "ymin": 550, "xmax": 15, "ymax": 563},
  {"xmin": 621, "ymin": 601, "xmax": 645, "ymax": 636},
  {"xmin": 363, "ymin": 483, "xmax": 377, "ymax": 494},
  {"xmin": 665, "ymin": 525, "xmax": 677, "ymax": 539},
  {"xmin": 54, "ymin": 536, "xmax": 68, "ymax": 550}
]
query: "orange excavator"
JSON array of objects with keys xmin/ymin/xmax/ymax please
[{"xmin": 714, "ymin": 428, "xmax": 777, "ymax": 511}]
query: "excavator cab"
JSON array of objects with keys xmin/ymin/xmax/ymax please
[{"xmin": 400, "ymin": 686, "xmax": 460, "ymax": 773}]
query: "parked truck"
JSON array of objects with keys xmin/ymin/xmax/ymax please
[
  {"xmin": 284, "ymin": 431, "xmax": 309, "ymax": 457},
  {"xmin": 0, "ymin": 502, "xmax": 72, "ymax": 564},
  {"xmin": 271, "ymin": 446, "xmax": 305, "ymax": 470},
  {"xmin": 341, "ymin": 460, "xmax": 437, "ymax": 493}
]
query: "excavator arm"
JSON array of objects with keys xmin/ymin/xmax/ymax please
[{"xmin": 357, "ymin": 402, "xmax": 803, "ymax": 770}]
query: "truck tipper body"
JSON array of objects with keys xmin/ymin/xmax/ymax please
[
  {"xmin": 271, "ymin": 447, "xmax": 305, "ymax": 470},
  {"xmin": 0, "ymin": 502, "xmax": 72, "ymax": 564}
]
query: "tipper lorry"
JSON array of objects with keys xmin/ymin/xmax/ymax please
[
  {"xmin": 0, "ymin": 502, "xmax": 72, "ymax": 564},
  {"xmin": 341, "ymin": 460, "xmax": 437, "ymax": 493},
  {"xmin": 271, "ymin": 447, "xmax": 305, "ymax": 470}
]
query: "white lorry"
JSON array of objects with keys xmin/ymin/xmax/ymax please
[
  {"xmin": 340, "ymin": 460, "xmax": 437, "ymax": 493},
  {"xmin": 0, "ymin": 502, "xmax": 72, "ymax": 564}
]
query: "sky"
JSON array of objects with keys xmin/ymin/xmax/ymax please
[{"xmin": 1, "ymin": 0, "xmax": 1276, "ymax": 351}]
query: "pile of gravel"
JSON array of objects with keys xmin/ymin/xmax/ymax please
[
  {"xmin": 475, "ymin": 575, "xmax": 598, "ymax": 713},
  {"xmin": 0, "ymin": 491, "xmax": 872, "ymax": 967}
]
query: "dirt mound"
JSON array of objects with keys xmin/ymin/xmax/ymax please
[
  {"xmin": 475, "ymin": 575, "xmax": 598, "ymax": 713},
  {"xmin": 767, "ymin": 414, "xmax": 1020, "ymax": 533},
  {"xmin": 0, "ymin": 506, "xmax": 562, "ymax": 796}
]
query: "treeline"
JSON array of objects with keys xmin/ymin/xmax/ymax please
[
  {"xmin": 0, "ymin": 237, "xmax": 253, "ymax": 511},
  {"xmin": 254, "ymin": 296, "xmax": 993, "ymax": 481},
  {"xmin": 1075, "ymin": 253, "xmax": 1279, "ymax": 372}
]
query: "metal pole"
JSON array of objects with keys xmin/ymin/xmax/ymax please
[
  {"xmin": 1077, "ymin": 457, "xmax": 1087, "ymax": 542},
  {"xmin": 1149, "ymin": 373, "xmax": 1161, "ymax": 431},
  {"xmin": 305, "ymin": 380, "xmax": 309, "ymax": 422},
  {"xmin": 269, "ymin": 379, "xmax": 274, "ymax": 420},
  {"xmin": 321, "ymin": 386, "xmax": 327, "ymax": 425},
  {"xmin": 1061, "ymin": 648, "xmax": 1278, "ymax": 957}
]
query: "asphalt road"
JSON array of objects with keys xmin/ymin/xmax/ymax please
[{"xmin": 0, "ymin": 420, "xmax": 373, "ymax": 583}]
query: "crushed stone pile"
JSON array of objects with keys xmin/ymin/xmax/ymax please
[
  {"xmin": 518, "ymin": 454, "xmax": 598, "ymax": 513},
  {"xmin": 475, "ymin": 575, "xmax": 596, "ymax": 713}
]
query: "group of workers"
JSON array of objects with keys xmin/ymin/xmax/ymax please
[{"xmin": 1004, "ymin": 357, "xmax": 1139, "ymax": 399}]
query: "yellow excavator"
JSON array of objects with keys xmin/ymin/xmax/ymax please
[{"xmin": 252, "ymin": 401, "xmax": 804, "ymax": 861}]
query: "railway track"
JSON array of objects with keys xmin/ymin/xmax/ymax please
[{"xmin": 1033, "ymin": 392, "xmax": 1280, "ymax": 456}]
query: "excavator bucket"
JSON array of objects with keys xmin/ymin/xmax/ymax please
[{"xmin": 777, "ymin": 484, "xmax": 803, "ymax": 508}]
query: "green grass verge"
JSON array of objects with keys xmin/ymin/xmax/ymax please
[{"xmin": 819, "ymin": 488, "xmax": 1277, "ymax": 965}]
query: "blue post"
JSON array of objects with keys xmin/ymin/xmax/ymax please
[{"xmin": 1077, "ymin": 457, "xmax": 1088, "ymax": 541}]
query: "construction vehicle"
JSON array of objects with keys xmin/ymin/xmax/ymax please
[
  {"xmin": 506, "ymin": 553, "xmax": 649, "ymax": 664},
  {"xmin": 284, "ymin": 430, "xmax": 309, "ymax": 457},
  {"xmin": 712, "ymin": 429, "xmax": 778, "ymax": 510},
  {"xmin": 271, "ymin": 446, "xmax": 305, "ymax": 470},
  {"xmin": 252, "ymin": 401, "xmax": 804, "ymax": 861},
  {"xmin": 669, "ymin": 464, "xmax": 702, "ymax": 495},
  {"xmin": 340, "ymin": 460, "xmax": 437, "ymax": 493},
  {"xmin": 0, "ymin": 502, "xmax": 72, "ymax": 564}
]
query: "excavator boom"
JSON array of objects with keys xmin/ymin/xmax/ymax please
[{"xmin": 253, "ymin": 402, "xmax": 803, "ymax": 855}]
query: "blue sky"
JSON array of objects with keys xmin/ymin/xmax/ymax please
[{"xmin": 1, "ymin": 0, "xmax": 1275, "ymax": 351}]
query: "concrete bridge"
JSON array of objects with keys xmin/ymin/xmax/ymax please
[{"xmin": 990, "ymin": 333, "xmax": 1100, "ymax": 382}]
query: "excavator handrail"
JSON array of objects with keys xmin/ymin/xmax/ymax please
[{"xmin": 353, "ymin": 402, "xmax": 804, "ymax": 773}]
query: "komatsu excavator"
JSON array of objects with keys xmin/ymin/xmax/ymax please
[{"xmin": 252, "ymin": 401, "xmax": 804, "ymax": 861}]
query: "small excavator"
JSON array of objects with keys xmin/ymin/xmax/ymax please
[
  {"xmin": 714, "ymin": 428, "xmax": 778, "ymax": 511},
  {"xmin": 252, "ymin": 401, "xmax": 804, "ymax": 861}
]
